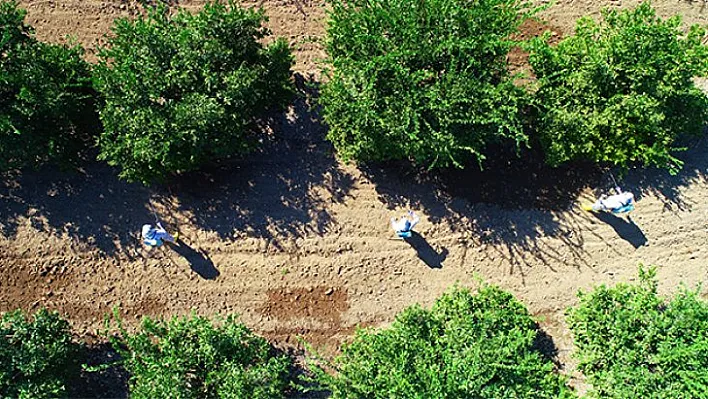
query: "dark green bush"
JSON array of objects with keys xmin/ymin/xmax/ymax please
[
  {"xmin": 567, "ymin": 266, "xmax": 708, "ymax": 398},
  {"xmin": 320, "ymin": 0, "xmax": 532, "ymax": 168},
  {"xmin": 529, "ymin": 2, "xmax": 708, "ymax": 173},
  {"xmin": 314, "ymin": 286, "xmax": 574, "ymax": 398},
  {"xmin": 0, "ymin": 308, "xmax": 79, "ymax": 399},
  {"xmin": 0, "ymin": 0, "xmax": 96, "ymax": 171},
  {"xmin": 93, "ymin": 1, "xmax": 294, "ymax": 183},
  {"xmin": 109, "ymin": 312, "xmax": 291, "ymax": 399}
]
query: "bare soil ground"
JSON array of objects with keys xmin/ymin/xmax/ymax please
[{"xmin": 3, "ymin": 0, "xmax": 708, "ymax": 396}]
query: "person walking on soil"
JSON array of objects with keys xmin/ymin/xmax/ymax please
[
  {"xmin": 585, "ymin": 186, "xmax": 635, "ymax": 214},
  {"xmin": 391, "ymin": 210, "xmax": 420, "ymax": 238},
  {"xmin": 141, "ymin": 222, "xmax": 178, "ymax": 247}
]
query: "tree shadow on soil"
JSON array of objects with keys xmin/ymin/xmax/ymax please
[
  {"xmin": 0, "ymin": 73, "xmax": 353, "ymax": 256},
  {"xmin": 70, "ymin": 343, "xmax": 129, "ymax": 399},
  {"xmin": 171, "ymin": 239, "xmax": 220, "ymax": 279},
  {"xmin": 286, "ymin": 355, "xmax": 332, "ymax": 398},
  {"xmin": 0, "ymin": 162, "xmax": 155, "ymax": 258},
  {"xmin": 361, "ymin": 136, "xmax": 706, "ymax": 280},
  {"xmin": 360, "ymin": 146, "xmax": 604, "ymax": 279},
  {"xmin": 169, "ymin": 73, "xmax": 354, "ymax": 250},
  {"xmin": 622, "ymin": 135, "xmax": 708, "ymax": 213},
  {"xmin": 405, "ymin": 231, "xmax": 448, "ymax": 269}
]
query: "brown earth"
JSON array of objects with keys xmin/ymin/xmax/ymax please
[
  {"xmin": 508, "ymin": 18, "xmax": 564, "ymax": 76},
  {"xmin": 3, "ymin": 0, "xmax": 708, "ymax": 397},
  {"xmin": 18, "ymin": 0, "xmax": 328, "ymax": 73}
]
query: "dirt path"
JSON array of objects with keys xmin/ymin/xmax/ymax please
[
  {"xmin": 18, "ymin": 0, "xmax": 328, "ymax": 73},
  {"xmin": 17, "ymin": 0, "xmax": 708, "ymax": 74},
  {"xmin": 2, "ymin": 87, "xmax": 706, "ymax": 385},
  {"xmin": 3, "ymin": 0, "xmax": 708, "ymax": 393}
]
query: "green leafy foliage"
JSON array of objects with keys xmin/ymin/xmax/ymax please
[
  {"xmin": 0, "ymin": 308, "xmax": 79, "ymax": 399},
  {"xmin": 567, "ymin": 266, "xmax": 708, "ymax": 398},
  {"xmin": 529, "ymin": 2, "xmax": 708, "ymax": 173},
  {"xmin": 93, "ymin": 1, "xmax": 294, "ymax": 183},
  {"xmin": 0, "ymin": 0, "xmax": 96, "ymax": 171},
  {"xmin": 320, "ymin": 0, "xmax": 532, "ymax": 168},
  {"xmin": 314, "ymin": 286, "xmax": 574, "ymax": 398},
  {"xmin": 109, "ymin": 312, "xmax": 292, "ymax": 399}
]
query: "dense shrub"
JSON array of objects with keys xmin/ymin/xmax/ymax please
[
  {"xmin": 0, "ymin": 0, "xmax": 96, "ymax": 171},
  {"xmin": 0, "ymin": 308, "xmax": 79, "ymax": 399},
  {"xmin": 567, "ymin": 266, "xmax": 708, "ymax": 398},
  {"xmin": 529, "ymin": 2, "xmax": 708, "ymax": 173},
  {"xmin": 93, "ymin": 1, "xmax": 294, "ymax": 183},
  {"xmin": 314, "ymin": 286, "xmax": 574, "ymax": 398},
  {"xmin": 109, "ymin": 312, "xmax": 291, "ymax": 398},
  {"xmin": 320, "ymin": 0, "xmax": 532, "ymax": 168}
]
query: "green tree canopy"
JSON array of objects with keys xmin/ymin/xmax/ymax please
[
  {"xmin": 109, "ymin": 313, "xmax": 292, "ymax": 399},
  {"xmin": 314, "ymin": 286, "xmax": 574, "ymax": 398},
  {"xmin": 529, "ymin": 2, "xmax": 708, "ymax": 173},
  {"xmin": 320, "ymin": 0, "xmax": 532, "ymax": 168},
  {"xmin": 93, "ymin": 1, "xmax": 294, "ymax": 183},
  {"xmin": 0, "ymin": 309, "xmax": 79, "ymax": 399},
  {"xmin": 0, "ymin": 0, "xmax": 96, "ymax": 171},
  {"xmin": 567, "ymin": 266, "xmax": 708, "ymax": 398}
]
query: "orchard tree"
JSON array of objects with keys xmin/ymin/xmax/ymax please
[
  {"xmin": 567, "ymin": 266, "xmax": 708, "ymax": 398},
  {"xmin": 320, "ymin": 0, "xmax": 532, "ymax": 168},
  {"xmin": 529, "ymin": 2, "xmax": 708, "ymax": 173},
  {"xmin": 313, "ymin": 286, "xmax": 574, "ymax": 398},
  {"xmin": 0, "ymin": 309, "xmax": 79, "ymax": 399},
  {"xmin": 108, "ymin": 312, "xmax": 292, "ymax": 399},
  {"xmin": 93, "ymin": 1, "xmax": 294, "ymax": 183},
  {"xmin": 0, "ymin": 0, "xmax": 96, "ymax": 171}
]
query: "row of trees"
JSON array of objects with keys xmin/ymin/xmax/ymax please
[
  {"xmin": 0, "ymin": 1, "xmax": 96, "ymax": 172},
  {"xmin": 323, "ymin": 0, "xmax": 708, "ymax": 174},
  {"xmin": 0, "ymin": 0, "xmax": 294, "ymax": 184},
  {"xmin": 3, "ymin": 268, "xmax": 707, "ymax": 398},
  {"xmin": 1, "ymin": 0, "xmax": 706, "ymax": 183}
]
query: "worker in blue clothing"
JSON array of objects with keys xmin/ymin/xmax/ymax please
[
  {"xmin": 390, "ymin": 210, "xmax": 420, "ymax": 238},
  {"xmin": 141, "ymin": 222, "xmax": 177, "ymax": 247}
]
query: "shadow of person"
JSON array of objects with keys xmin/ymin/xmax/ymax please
[
  {"xmin": 404, "ymin": 231, "xmax": 448, "ymax": 269},
  {"xmin": 593, "ymin": 212, "xmax": 648, "ymax": 249},
  {"xmin": 170, "ymin": 239, "xmax": 220, "ymax": 280},
  {"xmin": 532, "ymin": 326, "xmax": 561, "ymax": 368}
]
